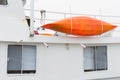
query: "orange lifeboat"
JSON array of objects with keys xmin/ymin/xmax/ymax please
[{"xmin": 41, "ymin": 16, "xmax": 117, "ymax": 36}]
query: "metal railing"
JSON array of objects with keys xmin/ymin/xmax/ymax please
[
  {"xmin": 25, "ymin": 9, "xmax": 120, "ymax": 25},
  {"xmin": 24, "ymin": 9, "xmax": 120, "ymax": 37}
]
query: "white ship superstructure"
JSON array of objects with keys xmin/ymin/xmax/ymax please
[{"xmin": 0, "ymin": 0, "xmax": 120, "ymax": 80}]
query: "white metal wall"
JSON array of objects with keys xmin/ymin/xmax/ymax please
[
  {"xmin": 1, "ymin": 43, "xmax": 120, "ymax": 80},
  {"xmin": 0, "ymin": 0, "xmax": 29, "ymax": 41},
  {"xmin": 37, "ymin": 43, "xmax": 84, "ymax": 80}
]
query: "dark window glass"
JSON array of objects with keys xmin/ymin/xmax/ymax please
[
  {"xmin": 7, "ymin": 45, "xmax": 36, "ymax": 74},
  {"xmin": 84, "ymin": 46, "xmax": 107, "ymax": 72},
  {"xmin": 0, "ymin": 0, "xmax": 8, "ymax": 5}
]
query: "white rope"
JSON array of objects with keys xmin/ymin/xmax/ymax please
[
  {"xmin": 70, "ymin": 17, "xmax": 73, "ymax": 35},
  {"xmin": 100, "ymin": 9, "xmax": 103, "ymax": 35},
  {"xmin": 69, "ymin": 6, "xmax": 72, "ymax": 35}
]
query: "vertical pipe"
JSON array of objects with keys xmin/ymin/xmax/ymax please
[{"xmin": 30, "ymin": 0, "xmax": 34, "ymax": 37}]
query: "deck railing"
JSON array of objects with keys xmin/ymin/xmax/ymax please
[{"xmin": 24, "ymin": 9, "xmax": 120, "ymax": 37}]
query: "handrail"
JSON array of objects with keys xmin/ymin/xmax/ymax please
[
  {"xmin": 24, "ymin": 9, "xmax": 120, "ymax": 18},
  {"xmin": 24, "ymin": 9, "xmax": 120, "ymax": 35}
]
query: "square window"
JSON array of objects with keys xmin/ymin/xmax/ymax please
[
  {"xmin": 84, "ymin": 46, "xmax": 107, "ymax": 72},
  {"xmin": 7, "ymin": 45, "xmax": 36, "ymax": 74}
]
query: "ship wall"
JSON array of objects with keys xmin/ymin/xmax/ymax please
[
  {"xmin": 0, "ymin": 0, "xmax": 29, "ymax": 41},
  {"xmin": 0, "ymin": 42, "xmax": 120, "ymax": 80}
]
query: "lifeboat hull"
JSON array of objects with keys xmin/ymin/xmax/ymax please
[{"xmin": 41, "ymin": 16, "xmax": 117, "ymax": 36}]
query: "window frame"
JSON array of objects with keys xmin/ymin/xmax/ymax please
[
  {"xmin": 7, "ymin": 44, "xmax": 37, "ymax": 74},
  {"xmin": 84, "ymin": 46, "xmax": 108, "ymax": 72},
  {"xmin": 0, "ymin": 0, "xmax": 8, "ymax": 6}
]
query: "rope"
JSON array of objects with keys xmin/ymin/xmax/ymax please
[
  {"xmin": 70, "ymin": 17, "xmax": 73, "ymax": 35},
  {"xmin": 69, "ymin": 6, "xmax": 72, "ymax": 35},
  {"xmin": 100, "ymin": 9, "xmax": 103, "ymax": 35}
]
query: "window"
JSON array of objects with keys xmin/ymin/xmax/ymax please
[
  {"xmin": 7, "ymin": 45, "xmax": 36, "ymax": 74},
  {"xmin": 84, "ymin": 46, "xmax": 107, "ymax": 72},
  {"xmin": 0, "ymin": 0, "xmax": 8, "ymax": 5}
]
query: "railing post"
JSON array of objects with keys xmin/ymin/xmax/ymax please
[{"xmin": 30, "ymin": 0, "xmax": 34, "ymax": 37}]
